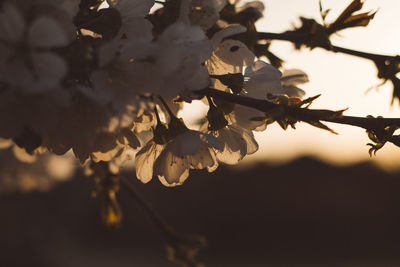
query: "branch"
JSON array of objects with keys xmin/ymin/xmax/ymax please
[
  {"xmin": 119, "ymin": 175, "xmax": 175, "ymax": 237},
  {"xmin": 119, "ymin": 176, "xmax": 206, "ymax": 266},
  {"xmin": 195, "ymin": 88, "xmax": 400, "ymax": 131},
  {"xmin": 257, "ymin": 31, "xmax": 398, "ymax": 63}
]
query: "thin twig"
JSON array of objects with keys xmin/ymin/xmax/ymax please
[
  {"xmin": 119, "ymin": 175, "xmax": 202, "ymax": 248},
  {"xmin": 119, "ymin": 176, "xmax": 175, "ymax": 237}
]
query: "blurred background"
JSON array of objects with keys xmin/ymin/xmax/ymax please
[
  {"xmin": 2, "ymin": 0, "xmax": 400, "ymax": 266},
  {"xmin": 2, "ymin": 159, "xmax": 400, "ymax": 266},
  {"xmin": 250, "ymin": 0, "xmax": 400, "ymax": 171}
]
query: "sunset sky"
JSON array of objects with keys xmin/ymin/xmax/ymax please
[{"xmin": 240, "ymin": 0, "xmax": 400, "ymax": 170}]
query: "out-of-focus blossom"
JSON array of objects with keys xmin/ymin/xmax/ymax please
[
  {"xmin": 0, "ymin": 2, "xmax": 70, "ymax": 93},
  {"xmin": 107, "ymin": 0, "xmax": 154, "ymax": 40},
  {"xmin": 189, "ymin": 0, "xmax": 227, "ymax": 30},
  {"xmin": 0, "ymin": 0, "xmax": 311, "ymax": 190},
  {"xmin": 0, "ymin": 146, "xmax": 76, "ymax": 194}
]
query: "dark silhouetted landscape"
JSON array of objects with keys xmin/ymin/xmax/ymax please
[{"xmin": 2, "ymin": 157, "xmax": 400, "ymax": 267}]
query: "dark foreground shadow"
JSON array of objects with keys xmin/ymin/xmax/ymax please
[{"xmin": 1, "ymin": 157, "xmax": 400, "ymax": 267}]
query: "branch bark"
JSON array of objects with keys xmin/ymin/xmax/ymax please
[
  {"xmin": 195, "ymin": 88, "xmax": 400, "ymax": 131},
  {"xmin": 257, "ymin": 31, "xmax": 398, "ymax": 63}
]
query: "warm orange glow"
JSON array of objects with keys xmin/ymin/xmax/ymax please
[{"xmin": 248, "ymin": 0, "xmax": 400, "ymax": 171}]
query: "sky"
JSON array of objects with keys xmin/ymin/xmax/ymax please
[{"xmin": 241, "ymin": 0, "xmax": 400, "ymax": 170}]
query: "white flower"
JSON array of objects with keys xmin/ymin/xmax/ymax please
[
  {"xmin": 234, "ymin": 60, "xmax": 284, "ymax": 130},
  {"xmin": 0, "ymin": 2, "xmax": 69, "ymax": 93},
  {"xmin": 135, "ymin": 120, "xmax": 223, "ymax": 187},
  {"xmin": 95, "ymin": 15, "xmax": 211, "ymax": 101},
  {"xmin": 206, "ymin": 123, "xmax": 258, "ymax": 164},
  {"xmin": 152, "ymin": 21, "xmax": 211, "ymax": 99},
  {"xmin": 153, "ymin": 130, "xmax": 222, "ymax": 186},
  {"xmin": 206, "ymin": 26, "xmax": 254, "ymax": 92}
]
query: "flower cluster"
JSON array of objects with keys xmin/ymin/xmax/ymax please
[{"xmin": 0, "ymin": 0, "xmax": 308, "ymax": 188}]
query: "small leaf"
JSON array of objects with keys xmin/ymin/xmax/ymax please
[
  {"xmin": 328, "ymin": 0, "xmax": 376, "ymax": 33},
  {"xmin": 329, "ymin": 0, "xmax": 363, "ymax": 31},
  {"xmin": 277, "ymin": 120, "xmax": 289, "ymax": 130},
  {"xmin": 305, "ymin": 120, "xmax": 338, "ymax": 134},
  {"xmin": 297, "ymin": 94, "xmax": 321, "ymax": 107},
  {"xmin": 341, "ymin": 11, "xmax": 376, "ymax": 29}
]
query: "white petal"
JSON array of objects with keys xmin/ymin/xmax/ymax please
[
  {"xmin": 202, "ymin": 132, "xmax": 224, "ymax": 151},
  {"xmin": 121, "ymin": 40, "xmax": 156, "ymax": 60},
  {"xmin": 178, "ymin": 0, "xmax": 190, "ymax": 23},
  {"xmin": 208, "ymin": 40, "xmax": 255, "ymax": 75},
  {"xmin": 206, "ymin": 147, "xmax": 219, "ymax": 172},
  {"xmin": 184, "ymin": 65, "xmax": 210, "ymax": 91},
  {"xmin": 98, "ymin": 39, "xmax": 121, "ymax": 67},
  {"xmin": 217, "ymin": 147, "xmax": 243, "ymax": 164},
  {"xmin": 215, "ymin": 127, "xmax": 246, "ymax": 164},
  {"xmin": 0, "ymin": 3, "xmax": 25, "ymax": 43},
  {"xmin": 124, "ymin": 18, "xmax": 153, "ymax": 41},
  {"xmin": 234, "ymin": 105, "xmax": 265, "ymax": 131},
  {"xmin": 1, "ymin": 55, "xmax": 33, "ymax": 89},
  {"xmin": 13, "ymin": 145, "xmax": 37, "ymax": 163},
  {"xmin": 108, "ymin": 0, "xmax": 154, "ymax": 18},
  {"xmin": 170, "ymin": 131, "xmax": 202, "ymax": 157},
  {"xmin": 214, "ymin": 0, "xmax": 227, "ymax": 12},
  {"xmin": 188, "ymin": 144, "xmax": 218, "ymax": 169},
  {"xmin": 281, "ymin": 69, "xmax": 308, "ymax": 98},
  {"xmin": 61, "ymin": 0, "xmax": 80, "ymax": 17},
  {"xmin": 0, "ymin": 138, "xmax": 12, "ymax": 150},
  {"xmin": 245, "ymin": 60, "xmax": 281, "ymax": 78},
  {"xmin": 281, "ymin": 69, "xmax": 309, "ymax": 86},
  {"xmin": 28, "ymin": 17, "xmax": 69, "ymax": 48},
  {"xmin": 135, "ymin": 141, "xmax": 164, "ymax": 183},
  {"xmin": 154, "ymin": 150, "xmax": 189, "ymax": 186},
  {"xmin": 282, "ymin": 85, "xmax": 306, "ymax": 98},
  {"xmin": 244, "ymin": 60, "xmax": 283, "ymax": 98},
  {"xmin": 211, "ymin": 25, "xmax": 246, "ymax": 49},
  {"xmin": 92, "ymin": 145, "xmax": 123, "ymax": 162},
  {"xmin": 159, "ymin": 22, "xmax": 206, "ymax": 44},
  {"xmin": 31, "ymin": 52, "xmax": 67, "ymax": 91},
  {"xmin": 240, "ymin": 128, "xmax": 258, "ymax": 154}
]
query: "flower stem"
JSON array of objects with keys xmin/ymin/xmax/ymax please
[{"xmin": 157, "ymin": 96, "xmax": 175, "ymax": 119}]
